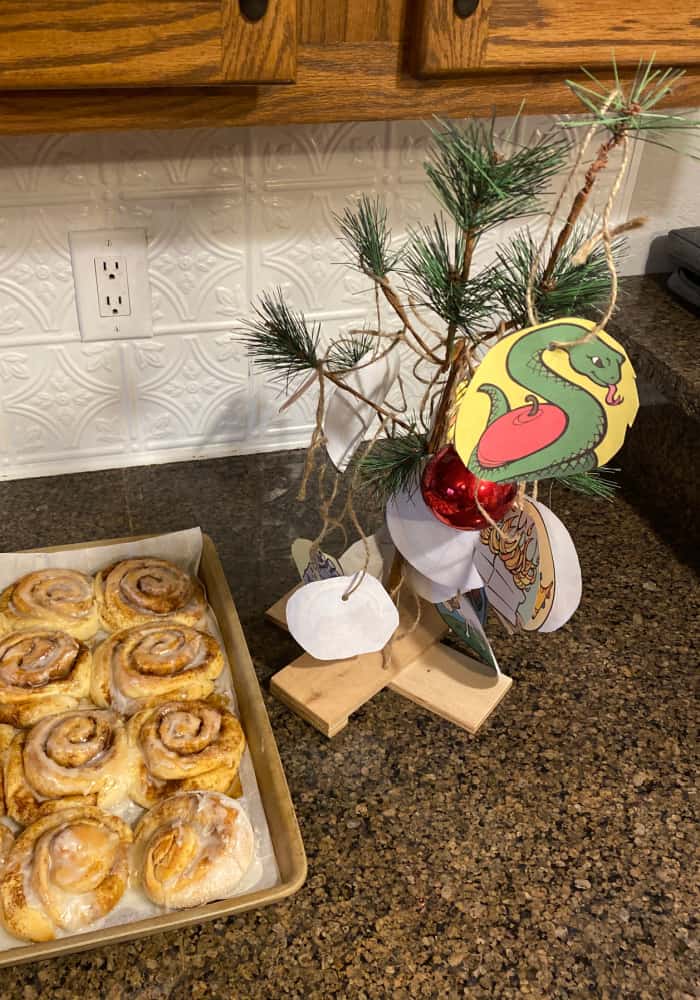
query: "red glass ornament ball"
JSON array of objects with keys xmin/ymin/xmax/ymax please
[{"xmin": 421, "ymin": 444, "xmax": 517, "ymax": 531}]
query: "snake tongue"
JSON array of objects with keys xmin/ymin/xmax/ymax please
[{"xmin": 605, "ymin": 383, "xmax": 623, "ymax": 406}]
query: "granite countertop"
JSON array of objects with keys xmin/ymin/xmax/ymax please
[
  {"xmin": 611, "ymin": 274, "xmax": 700, "ymax": 419},
  {"xmin": 0, "ymin": 450, "xmax": 697, "ymax": 1000}
]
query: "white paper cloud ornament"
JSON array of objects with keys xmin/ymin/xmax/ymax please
[
  {"xmin": 386, "ymin": 488, "xmax": 482, "ymax": 595},
  {"xmin": 286, "ymin": 574, "xmax": 400, "ymax": 661}
]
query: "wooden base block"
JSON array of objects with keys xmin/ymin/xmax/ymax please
[
  {"xmin": 266, "ymin": 586, "xmax": 512, "ymax": 738},
  {"xmin": 265, "ymin": 587, "xmax": 300, "ymax": 629},
  {"xmin": 268, "ymin": 591, "xmax": 447, "ymax": 738},
  {"xmin": 389, "ymin": 643, "xmax": 512, "ymax": 734}
]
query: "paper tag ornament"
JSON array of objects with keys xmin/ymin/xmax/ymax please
[
  {"xmin": 324, "ymin": 349, "xmax": 400, "ymax": 471},
  {"xmin": 453, "ymin": 318, "xmax": 638, "ymax": 483},
  {"xmin": 436, "ymin": 592, "xmax": 500, "ymax": 673},
  {"xmin": 386, "ymin": 488, "xmax": 483, "ymax": 594},
  {"xmin": 286, "ymin": 574, "xmax": 399, "ymax": 661},
  {"xmin": 474, "ymin": 497, "xmax": 581, "ymax": 632},
  {"xmin": 291, "ymin": 538, "xmax": 342, "ymax": 583}
]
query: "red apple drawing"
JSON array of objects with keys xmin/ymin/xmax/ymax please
[{"xmin": 476, "ymin": 395, "xmax": 568, "ymax": 469}]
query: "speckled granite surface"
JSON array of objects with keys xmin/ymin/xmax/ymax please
[
  {"xmin": 611, "ymin": 274, "xmax": 700, "ymax": 419},
  {"xmin": 0, "ymin": 451, "xmax": 697, "ymax": 1000}
]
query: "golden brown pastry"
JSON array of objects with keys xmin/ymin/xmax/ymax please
[
  {"xmin": 0, "ymin": 823, "xmax": 13, "ymax": 871},
  {"xmin": 127, "ymin": 697, "xmax": 245, "ymax": 808},
  {"xmin": 0, "ymin": 629, "xmax": 91, "ymax": 728},
  {"xmin": 134, "ymin": 791, "xmax": 254, "ymax": 909},
  {"xmin": 0, "ymin": 569, "xmax": 98, "ymax": 641},
  {"xmin": 0, "ymin": 806, "xmax": 132, "ymax": 942},
  {"xmin": 0, "ymin": 724, "xmax": 16, "ymax": 817},
  {"xmin": 91, "ymin": 622, "xmax": 224, "ymax": 714},
  {"xmin": 95, "ymin": 558, "xmax": 207, "ymax": 632},
  {"xmin": 3, "ymin": 709, "xmax": 129, "ymax": 826}
]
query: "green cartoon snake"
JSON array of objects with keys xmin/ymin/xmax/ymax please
[{"xmin": 467, "ymin": 322, "xmax": 627, "ymax": 482}]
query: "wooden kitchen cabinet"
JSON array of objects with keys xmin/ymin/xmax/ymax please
[{"xmin": 0, "ymin": 0, "xmax": 698, "ymax": 135}]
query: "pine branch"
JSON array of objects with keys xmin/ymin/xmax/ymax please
[
  {"xmin": 242, "ymin": 290, "xmax": 319, "ymax": 387},
  {"xmin": 356, "ymin": 428, "xmax": 429, "ymax": 501},
  {"xmin": 491, "ymin": 225, "xmax": 627, "ymax": 327},
  {"xmin": 402, "ymin": 217, "xmax": 494, "ymax": 340},
  {"xmin": 326, "ymin": 333, "xmax": 374, "ymax": 373},
  {"xmin": 542, "ymin": 131, "xmax": 623, "ymax": 286},
  {"xmin": 557, "ymin": 466, "xmax": 619, "ymax": 501},
  {"xmin": 425, "ymin": 119, "xmax": 570, "ymax": 238},
  {"xmin": 335, "ymin": 195, "xmax": 400, "ymax": 278}
]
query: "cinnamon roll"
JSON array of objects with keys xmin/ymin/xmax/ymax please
[
  {"xmin": 127, "ymin": 697, "xmax": 245, "ymax": 808},
  {"xmin": 134, "ymin": 791, "xmax": 254, "ymax": 909},
  {"xmin": 3, "ymin": 709, "xmax": 129, "ymax": 826},
  {"xmin": 0, "ymin": 629, "xmax": 91, "ymax": 728},
  {"xmin": 91, "ymin": 623, "xmax": 224, "ymax": 715},
  {"xmin": 0, "ymin": 823, "xmax": 13, "ymax": 871},
  {"xmin": 95, "ymin": 558, "xmax": 207, "ymax": 632},
  {"xmin": 0, "ymin": 806, "xmax": 132, "ymax": 941},
  {"xmin": 0, "ymin": 569, "xmax": 98, "ymax": 641},
  {"xmin": 0, "ymin": 724, "xmax": 16, "ymax": 817}
]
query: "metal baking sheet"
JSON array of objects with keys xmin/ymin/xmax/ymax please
[{"xmin": 0, "ymin": 531, "xmax": 306, "ymax": 967}]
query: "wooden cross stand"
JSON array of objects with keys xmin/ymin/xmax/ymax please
[{"xmin": 266, "ymin": 588, "xmax": 512, "ymax": 738}]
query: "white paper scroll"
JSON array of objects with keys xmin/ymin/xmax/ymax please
[{"xmin": 323, "ymin": 349, "xmax": 400, "ymax": 471}]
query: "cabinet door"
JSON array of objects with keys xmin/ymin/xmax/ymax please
[
  {"xmin": 0, "ymin": 0, "xmax": 296, "ymax": 89},
  {"xmin": 414, "ymin": 0, "xmax": 700, "ymax": 77}
]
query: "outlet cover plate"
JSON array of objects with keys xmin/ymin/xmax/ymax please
[{"xmin": 69, "ymin": 228, "xmax": 153, "ymax": 342}]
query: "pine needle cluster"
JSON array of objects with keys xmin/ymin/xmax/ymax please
[
  {"xmin": 558, "ymin": 466, "xmax": 620, "ymax": 501},
  {"xmin": 425, "ymin": 119, "xmax": 569, "ymax": 236},
  {"xmin": 354, "ymin": 429, "xmax": 430, "ymax": 503},
  {"xmin": 242, "ymin": 291, "xmax": 319, "ymax": 388},
  {"xmin": 403, "ymin": 219, "xmax": 494, "ymax": 337},
  {"xmin": 491, "ymin": 225, "xmax": 627, "ymax": 328},
  {"xmin": 336, "ymin": 195, "xmax": 399, "ymax": 278},
  {"xmin": 564, "ymin": 59, "xmax": 700, "ymax": 156}
]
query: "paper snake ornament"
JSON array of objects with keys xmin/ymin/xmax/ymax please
[{"xmin": 454, "ymin": 319, "xmax": 639, "ymax": 483}]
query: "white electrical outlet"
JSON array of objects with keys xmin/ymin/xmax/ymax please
[
  {"xmin": 94, "ymin": 256, "xmax": 131, "ymax": 318},
  {"xmin": 69, "ymin": 228, "xmax": 152, "ymax": 342}
]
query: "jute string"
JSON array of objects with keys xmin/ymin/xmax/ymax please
[
  {"xmin": 550, "ymin": 132, "xmax": 631, "ymax": 348},
  {"xmin": 382, "ymin": 557, "xmax": 422, "ymax": 670}
]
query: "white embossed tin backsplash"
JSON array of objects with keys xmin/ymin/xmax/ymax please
[{"xmin": 0, "ymin": 118, "xmax": 642, "ymax": 481}]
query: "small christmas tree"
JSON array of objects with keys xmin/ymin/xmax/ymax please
[{"xmin": 243, "ymin": 60, "xmax": 698, "ymax": 695}]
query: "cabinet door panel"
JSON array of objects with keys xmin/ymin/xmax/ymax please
[
  {"xmin": 485, "ymin": 0, "xmax": 700, "ymax": 69},
  {"xmin": 414, "ymin": 0, "xmax": 700, "ymax": 77},
  {"xmin": 0, "ymin": 0, "xmax": 296, "ymax": 89},
  {"xmin": 222, "ymin": 0, "xmax": 296, "ymax": 82},
  {"xmin": 413, "ymin": 0, "xmax": 491, "ymax": 77}
]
